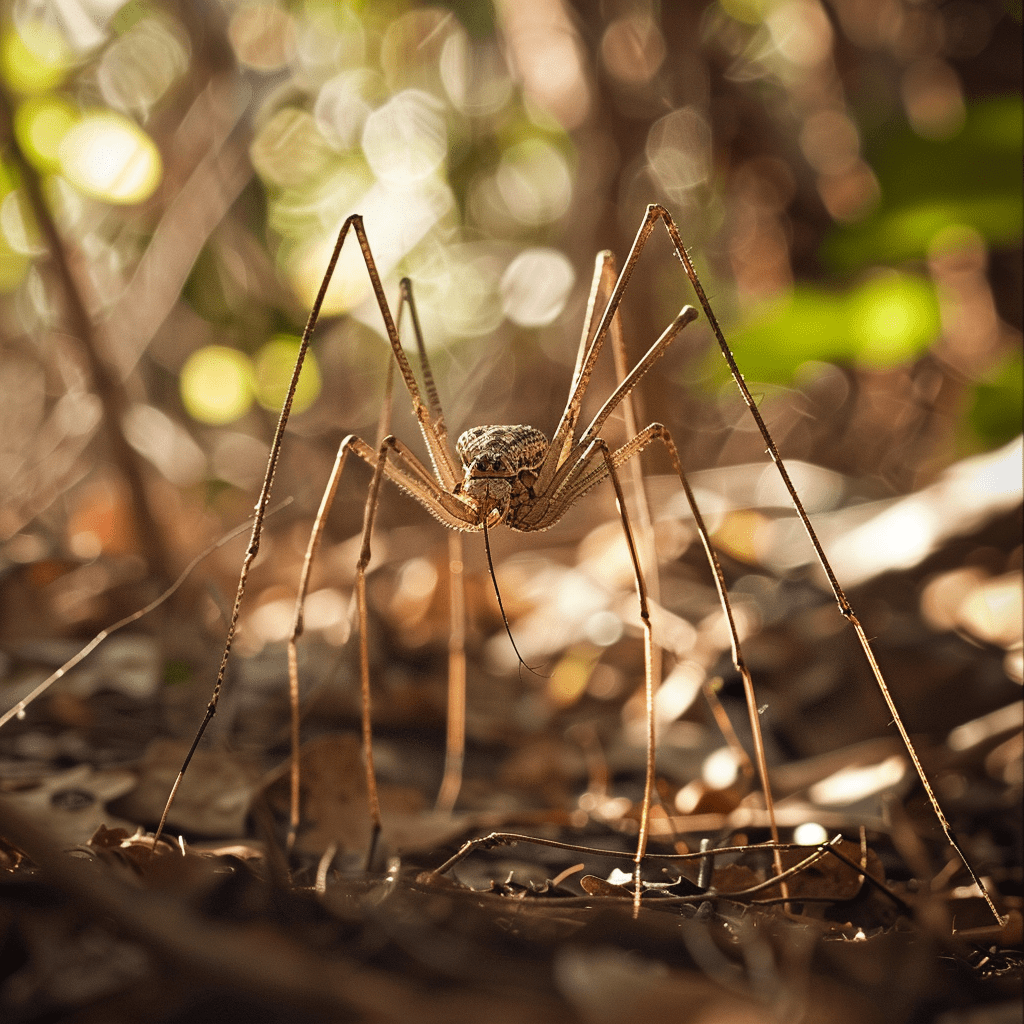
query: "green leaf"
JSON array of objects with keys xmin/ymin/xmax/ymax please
[
  {"xmin": 718, "ymin": 272, "xmax": 940, "ymax": 384},
  {"xmin": 969, "ymin": 350, "xmax": 1024, "ymax": 449},
  {"xmin": 826, "ymin": 96, "xmax": 1023, "ymax": 272}
]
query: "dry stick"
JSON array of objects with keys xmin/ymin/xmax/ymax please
[
  {"xmin": 151, "ymin": 217, "xmax": 360, "ymax": 849},
  {"xmin": 0, "ymin": 506, "xmax": 289, "ymax": 730},
  {"xmin": 428, "ymin": 832, "xmax": 811, "ymax": 876},
  {"xmin": 429, "ymin": 829, "xmax": 902, "ymax": 908},
  {"xmin": 651, "ymin": 204, "xmax": 1003, "ymax": 926},
  {"xmin": 0, "ymin": 86, "xmax": 169, "ymax": 581}
]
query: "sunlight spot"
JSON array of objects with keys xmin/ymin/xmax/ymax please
[
  {"xmin": 766, "ymin": 0, "xmax": 832, "ymax": 67},
  {"xmin": 180, "ymin": 346, "xmax": 254, "ymax": 426},
  {"xmin": 362, "ymin": 90, "xmax": 447, "ymax": 187},
  {"xmin": 647, "ymin": 108, "xmax": 712, "ymax": 198},
  {"xmin": 69, "ymin": 530, "xmax": 102, "ymax": 560},
  {"xmin": 702, "ymin": 747, "xmax": 741, "ymax": 789},
  {"xmin": 654, "ymin": 661, "xmax": 704, "ymax": 723},
  {"xmin": 60, "ymin": 112, "xmax": 162, "ymax": 204},
  {"xmin": 396, "ymin": 558, "xmax": 438, "ymax": 601},
  {"xmin": 793, "ymin": 821, "xmax": 828, "ymax": 846},
  {"xmin": 809, "ymin": 754, "xmax": 907, "ymax": 806},
  {"xmin": 501, "ymin": 248, "xmax": 574, "ymax": 327},
  {"xmin": 304, "ymin": 588, "xmax": 346, "ymax": 631},
  {"xmin": 947, "ymin": 701, "xmax": 1024, "ymax": 752},
  {"xmin": 584, "ymin": 611, "xmax": 623, "ymax": 647},
  {"xmin": 254, "ymin": 337, "xmax": 321, "ymax": 414}
]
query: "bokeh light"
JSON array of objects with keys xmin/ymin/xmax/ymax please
[
  {"xmin": 59, "ymin": 111, "xmax": 162, "ymax": 204},
  {"xmin": 180, "ymin": 346, "xmax": 255, "ymax": 426},
  {"xmin": 13, "ymin": 95, "xmax": 77, "ymax": 172},
  {"xmin": 1, "ymin": 21, "xmax": 70, "ymax": 94},
  {"xmin": 254, "ymin": 337, "xmax": 321, "ymax": 414},
  {"xmin": 361, "ymin": 89, "xmax": 448, "ymax": 187},
  {"xmin": 501, "ymin": 249, "xmax": 575, "ymax": 328}
]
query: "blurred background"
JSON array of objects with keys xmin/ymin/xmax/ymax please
[{"xmin": 0, "ymin": 0, "xmax": 1019, "ymax": 840}]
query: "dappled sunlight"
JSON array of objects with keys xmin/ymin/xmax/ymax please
[
  {"xmin": 500, "ymin": 248, "xmax": 575, "ymax": 327},
  {"xmin": 0, "ymin": 3, "xmax": 1019, "ymax": 1019},
  {"xmin": 813, "ymin": 435, "xmax": 1022, "ymax": 586},
  {"xmin": 808, "ymin": 754, "xmax": 908, "ymax": 807},
  {"xmin": 59, "ymin": 111, "xmax": 162, "ymax": 204}
]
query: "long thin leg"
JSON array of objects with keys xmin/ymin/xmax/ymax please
[
  {"xmin": 285, "ymin": 358, "xmax": 397, "ymax": 853},
  {"xmin": 435, "ymin": 530, "xmax": 467, "ymax": 813},
  {"xmin": 398, "ymin": 279, "xmax": 469, "ymax": 814},
  {"xmin": 352, "ymin": 435, "xmax": 402, "ymax": 868},
  {"xmin": 641, "ymin": 204, "xmax": 999, "ymax": 924},
  {"xmin": 601, "ymin": 252, "xmax": 664, "ymax": 707},
  {"xmin": 545, "ymin": 305, "xmax": 698, "ymax": 503},
  {"xmin": 651, "ymin": 427, "xmax": 787, "ymax": 898},
  {"xmin": 551, "ymin": 250, "xmax": 620, "ymax": 468},
  {"xmin": 286, "ymin": 439, "xmax": 355, "ymax": 852},
  {"xmin": 588, "ymin": 440, "xmax": 653, "ymax": 916},
  {"xmin": 400, "ymin": 277, "xmax": 450, "ymax": 455},
  {"xmin": 152, "ymin": 215, "xmax": 472, "ymax": 848},
  {"xmin": 569, "ymin": 424, "xmax": 787, "ymax": 895},
  {"xmin": 537, "ymin": 207, "xmax": 689, "ymax": 494},
  {"xmin": 349, "ymin": 224, "xmax": 459, "ymax": 490},
  {"xmin": 283, "ymin": 430, "xmax": 471, "ymax": 860},
  {"xmin": 152, "ymin": 215, "xmax": 364, "ymax": 848}
]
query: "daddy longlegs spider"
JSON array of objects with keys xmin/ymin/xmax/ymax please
[{"xmin": 153, "ymin": 204, "xmax": 1002, "ymax": 924}]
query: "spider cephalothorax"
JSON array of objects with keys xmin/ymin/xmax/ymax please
[{"xmin": 455, "ymin": 424, "xmax": 548, "ymax": 520}]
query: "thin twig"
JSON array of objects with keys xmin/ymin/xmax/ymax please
[{"xmin": 0, "ymin": 502, "xmax": 290, "ymax": 730}]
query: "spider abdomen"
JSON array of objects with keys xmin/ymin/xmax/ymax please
[
  {"xmin": 455, "ymin": 425, "xmax": 548, "ymax": 476},
  {"xmin": 455, "ymin": 424, "xmax": 549, "ymax": 522}
]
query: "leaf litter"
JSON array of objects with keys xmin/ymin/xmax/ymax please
[{"xmin": 0, "ymin": 456, "xmax": 1020, "ymax": 1023}]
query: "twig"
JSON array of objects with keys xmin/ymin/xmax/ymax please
[
  {"xmin": 0, "ymin": 84, "xmax": 169, "ymax": 580},
  {"xmin": 0, "ymin": 500, "xmax": 291, "ymax": 729}
]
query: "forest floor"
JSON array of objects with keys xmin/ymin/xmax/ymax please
[{"xmin": 0, "ymin": 445, "xmax": 1021, "ymax": 1024}]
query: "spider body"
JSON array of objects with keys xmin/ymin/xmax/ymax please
[{"xmin": 454, "ymin": 424, "xmax": 548, "ymax": 527}]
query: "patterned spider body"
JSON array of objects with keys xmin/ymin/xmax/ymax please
[{"xmin": 455, "ymin": 424, "xmax": 548, "ymax": 526}]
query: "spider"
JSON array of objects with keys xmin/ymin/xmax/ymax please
[
  {"xmin": 271, "ymin": 203, "xmax": 738, "ymax": 904},
  {"xmin": 152, "ymin": 204, "xmax": 1001, "ymax": 922}
]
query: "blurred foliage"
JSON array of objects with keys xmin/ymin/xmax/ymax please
[
  {"xmin": 0, "ymin": 0, "xmax": 1018, "ymax": 576},
  {"xmin": 970, "ymin": 348, "xmax": 1024, "ymax": 448},
  {"xmin": 722, "ymin": 272, "xmax": 942, "ymax": 383},
  {"xmin": 825, "ymin": 95, "xmax": 1023, "ymax": 271}
]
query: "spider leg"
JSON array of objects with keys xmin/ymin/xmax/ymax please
[
  {"xmin": 559, "ymin": 423, "xmax": 787, "ymax": 892},
  {"xmin": 153, "ymin": 215, "xmax": 464, "ymax": 849},
  {"xmin": 602, "ymin": 252, "xmax": 666, "ymax": 795},
  {"xmin": 547, "ymin": 250, "xmax": 619, "ymax": 471},
  {"xmin": 586, "ymin": 440, "xmax": 654, "ymax": 917},
  {"xmin": 283, "ymin": 429, "xmax": 478, "ymax": 852},
  {"xmin": 434, "ymin": 529, "xmax": 466, "ymax": 813},
  {"xmin": 397, "ymin": 278, "xmax": 469, "ymax": 815},
  {"xmin": 538, "ymin": 204, "xmax": 685, "ymax": 496},
  {"xmin": 646, "ymin": 203, "xmax": 999, "ymax": 922},
  {"xmin": 350, "ymin": 219, "xmax": 459, "ymax": 490},
  {"xmin": 544, "ymin": 304, "xmax": 698, "ymax": 502}
]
